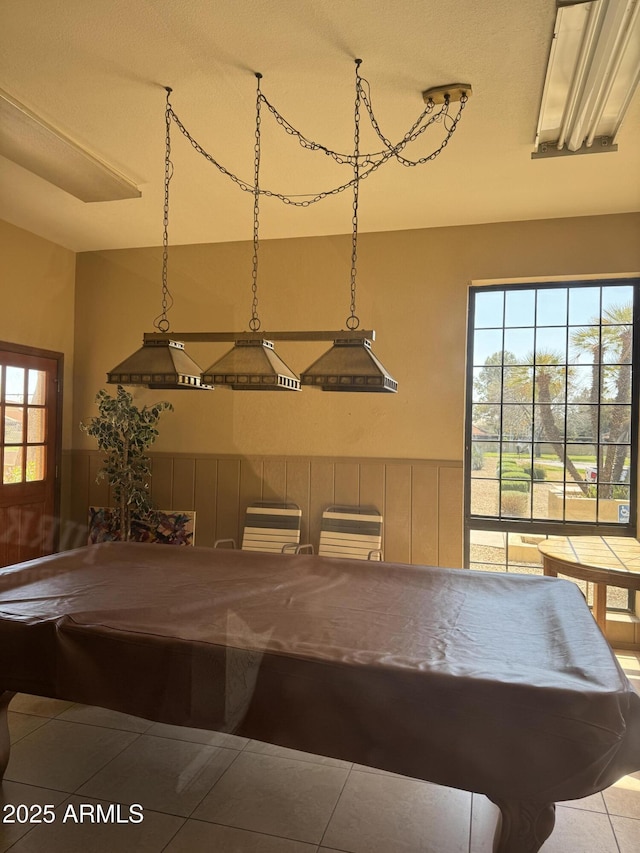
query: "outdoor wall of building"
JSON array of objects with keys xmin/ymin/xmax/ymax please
[{"xmin": 71, "ymin": 212, "xmax": 640, "ymax": 564}]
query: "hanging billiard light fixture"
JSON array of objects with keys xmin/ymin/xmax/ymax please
[
  {"xmin": 108, "ymin": 64, "xmax": 471, "ymax": 393},
  {"xmin": 107, "ymin": 88, "xmax": 211, "ymax": 391},
  {"xmin": 300, "ymin": 60, "xmax": 398, "ymax": 393},
  {"xmin": 201, "ymin": 74, "xmax": 300, "ymax": 391}
]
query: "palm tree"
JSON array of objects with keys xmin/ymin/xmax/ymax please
[
  {"xmin": 533, "ymin": 351, "xmax": 589, "ymax": 495},
  {"xmin": 569, "ymin": 324, "xmax": 601, "ymax": 444},
  {"xmin": 600, "ymin": 304, "xmax": 632, "ymax": 496},
  {"xmin": 571, "ymin": 302, "xmax": 632, "ymax": 498}
]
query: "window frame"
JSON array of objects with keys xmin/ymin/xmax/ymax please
[{"xmin": 464, "ymin": 278, "xmax": 640, "ymax": 563}]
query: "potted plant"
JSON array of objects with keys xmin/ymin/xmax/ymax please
[{"xmin": 80, "ymin": 385, "xmax": 173, "ymax": 541}]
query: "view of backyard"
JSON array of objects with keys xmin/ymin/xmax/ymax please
[{"xmin": 466, "ymin": 282, "xmax": 636, "ymax": 612}]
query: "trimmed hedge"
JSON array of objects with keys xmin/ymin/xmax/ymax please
[
  {"xmin": 501, "ymin": 480, "xmax": 530, "ymax": 493},
  {"xmin": 523, "ymin": 465, "xmax": 546, "ymax": 480},
  {"xmin": 495, "ymin": 461, "xmax": 518, "ymax": 476}
]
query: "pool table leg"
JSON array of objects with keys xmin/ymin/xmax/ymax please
[
  {"xmin": 0, "ymin": 691, "xmax": 15, "ymax": 780},
  {"xmin": 489, "ymin": 796, "xmax": 556, "ymax": 853}
]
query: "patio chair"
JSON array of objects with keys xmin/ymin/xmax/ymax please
[
  {"xmin": 214, "ymin": 501, "xmax": 312, "ymax": 554},
  {"xmin": 317, "ymin": 505, "xmax": 384, "ymax": 561}
]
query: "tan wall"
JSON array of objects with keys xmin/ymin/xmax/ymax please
[
  {"xmin": 71, "ymin": 212, "xmax": 640, "ymax": 565},
  {"xmin": 0, "ymin": 219, "xmax": 76, "ymax": 447},
  {"xmin": 74, "ymin": 213, "xmax": 640, "ymax": 460},
  {"xmin": 0, "ymin": 219, "xmax": 77, "ymax": 525}
]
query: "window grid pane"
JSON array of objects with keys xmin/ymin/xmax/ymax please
[{"xmin": 466, "ymin": 281, "xmax": 638, "ymax": 613}]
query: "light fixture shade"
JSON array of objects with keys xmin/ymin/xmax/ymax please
[
  {"xmin": 301, "ymin": 338, "xmax": 398, "ymax": 392},
  {"xmin": 201, "ymin": 339, "xmax": 300, "ymax": 390},
  {"xmin": 107, "ymin": 339, "xmax": 212, "ymax": 390},
  {"xmin": 533, "ymin": 0, "xmax": 640, "ymax": 157}
]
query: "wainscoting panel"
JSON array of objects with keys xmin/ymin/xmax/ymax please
[
  {"xmin": 67, "ymin": 452, "xmax": 464, "ymax": 567},
  {"xmin": 411, "ymin": 465, "xmax": 439, "ymax": 567},
  {"xmin": 438, "ymin": 466, "xmax": 464, "ymax": 568},
  {"xmin": 194, "ymin": 458, "xmax": 217, "ymax": 547},
  {"xmin": 172, "ymin": 457, "xmax": 197, "ymax": 511},
  {"xmin": 384, "ymin": 464, "xmax": 413, "ymax": 564}
]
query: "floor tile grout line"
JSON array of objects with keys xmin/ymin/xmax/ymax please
[
  {"xmin": 240, "ymin": 744, "xmax": 352, "ymax": 770},
  {"xmin": 20, "ymin": 713, "xmax": 154, "ymax": 736},
  {"xmin": 69, "ymin": 729, "xmax": 145, "ymax": 795},
  {"xmin": 1, "ymin": 790, "xmax": 76, "ymax": 853},
  {"xmin": 181, "ymin": 744, "xmax": 246, "ymax": 820},
  {"xmin": 157, "ymin": 814, "xmax": 188, "ymax": 853},
  {"xmin": 317, "ymin": 762, "xmax": 357, "ymax": 850},
  {"xmin": 7, "ymin": 690, "xmax": 640, "ymax": 851},
  {"xmin": 603, "ymin": 805, "xmax": 623, "ymax": 853},
  {"xmin": 7, "ymin": 714, "xmax": 48, "ymax": 746},
  {"xmin": 468, "ymin": 792, "xmax": 475, "ymax": 853},
  {"xmin": 175, "ymin": 814, "xmax": 332, "ymax": 848}
]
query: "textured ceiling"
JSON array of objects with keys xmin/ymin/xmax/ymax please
[{"xmin": 0, "ymin": 0, "xmax": 639, "ymax": 252}]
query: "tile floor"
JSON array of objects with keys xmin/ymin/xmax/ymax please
[{"xmin": 1, "ymin": 653, "xmax": 639, "ymax": 853}]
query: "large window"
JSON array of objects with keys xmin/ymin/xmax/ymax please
[{"xmin": 465, "ymin": 279, "xmax": 639, "ymax": 606}]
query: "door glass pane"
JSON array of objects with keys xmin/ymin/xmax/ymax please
[
  {"xmin": 26, "ymin": 446, "xmax": 45, "ymax": 482},
  {"xmin": 28, "ymin": 369, "xmax": 46, "ymax": 405},
  {"xmin": 27, "ymin": 408, "xmax": 46, "ymax": 443},
  {"xmin": 3, "ymin": 445, "xmax": 23, "ymax": 483},
  {"xmin": 4, "ymin": 406, "xmax": 23, "ymax": 443},
  {"xmin": 5, "ymin": 367, "xmax": 25, "ymax": 404}
]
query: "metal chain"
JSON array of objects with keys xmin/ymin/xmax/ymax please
[
  {"xmin": 168, "ymin": 106, "xmax": 387, "ymax": 205},
  {"xmin": 249, "ymin": 74, "xmax": 262, "ymax": 332},
  {"xmin": 153, "ymin": 87, "xmax": 175, "ymax": 333},
  {"xmin": 259, "ymin": 95, "xmax": 355, "ymax": 164},
  {"xmin": 347, "ymin": 60, "xmax": 362, "ymax": 331},
  {"xmin": 150, "ymin": 74, "xmax": 468, "ymax": 338},
  {"xmin": 390, "ymin": 94, "xmax": 468, "ymax": 166},
  {"xmin": 165, "ymin": 74, "xmax": 468, "ymax": 205},
  {"xmin": 260, "ymin": 93, "xmax": 396, "ymax": 166},
  {"xmin": 359, "ymin": 81, "xmax": 467, "ymax": 166}
]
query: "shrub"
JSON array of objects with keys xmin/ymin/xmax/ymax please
[
  {"xmin": 523, "ymin": 465, "xmax": 546, "ymax": 480},
  {"xmin": 495, "ymin": 460, "xmax": 518, "ymax": 476},
  {"xmin": 501, "ymin": 492, "xmax": 528, "ymax": 517},
  {"xmin": 471, "ymin": 444, "xmax": 484, "ymax": 471},
  {"xmin": 501, "ymin": 479, "xmax": 530, "ymax": 493},
  {"xmin": 501, "ymin": 471, "xmax": 531, "ymax": 492}
]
